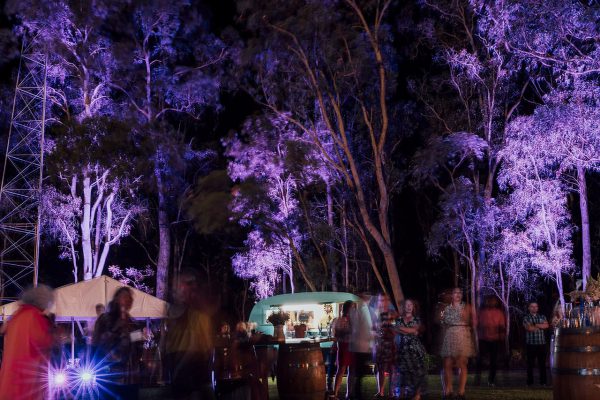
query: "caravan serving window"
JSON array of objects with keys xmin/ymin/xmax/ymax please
[{"xmin": 264, "ymin": 303, "xmax": 339, "ymax": 331}]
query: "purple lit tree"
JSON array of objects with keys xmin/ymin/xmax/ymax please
[
  {"xmin": 411, "ymin": 0, "xmax": 535, "ymax": 309},
  {"xmin": 509, "ymin": 80, "xmax": 600, "ymax": 289},
  {"xmin": 108, "ymin": 265, "xmax": 155, "ymax": 294},
  {"xmin": 506, "ymin": 0, "xmax": 600, "ymax": 77},
  {"xmin": 239, "ymin": 0, "xmax": 406, "ymax": 306},
  {"xmin": 107, "ymin": 0, "xmax": 227, "ymax": 298},
  {"xmin": 8, "ymin": 1, "xmax": 147, "ymax": 282},
  {"xmin": 6, "ymin": 0, "xmax": 116, "ymax": 120},
  {"xmin": 40, "ymin": 118, "xmax": 145, "ymax": 281},
  {"xmin": 225, "ymin": 114, "xmax": 328, "ymax": 293},
  {"xmin": 498, "ymin": 115, "xmax": 577, "ymax": 311},
  {"xmin": 504, "ymin": 0, "xmax": 600, "ymax": 288}
]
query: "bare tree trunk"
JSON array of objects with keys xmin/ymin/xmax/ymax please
[
  {"xmin": 269, "ymin": 0, "xmax": 404, "ymax": 306},
  {"xmin": 155, "ymin": 170, "xmax": 171, "ymax": 299},
  {"xmin": 342, "ymin": 206, "xmax": 349, "ymax": 291},
  {"xmin": 354, "ymin": 218, "xmax": 389, "ymax": 298},
  {"xmin": 287, "ymin": 244, "xmax": 295, "ymax": 293},
  {"xmin": 453, "ymin": 251, "xmax": 460, "ymax": 287},
  {"xmin": 81, "ymin": 175, "xmax": 94, "ymax": 280},
  {"xmin": 327, "ymin": 183, "xmax": 338, "ymax": 291},
  {"xmin": 577, "ymin": 164, "xmax": 591, "ymax": 289}
]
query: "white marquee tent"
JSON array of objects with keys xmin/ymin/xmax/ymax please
[
  {"xmin": 0, "ymin": 276, "xmax": 168, "ymax": 362},
  {"xmin": 0, "ymin": 275, "xmax": 168, "ymax": 321}
]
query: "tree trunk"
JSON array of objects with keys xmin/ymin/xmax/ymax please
[
  {"xmin": 81, "ymin": 175, "xmax": 93, "ymax": 280},
  {"xmin": 453, "ymin": 251, "xmax": 460, "ymax": 287},
  {"xmin": 577, "ymin": 164, "xmax": 591, "ymax": 289},
  {"xmin": 342, "ymin": 206, "xmax": 349, "ymax": 291},
  {"xmin": 155, "ymin": 170, "xmax": 171, "ymax": 299},
  {"xmin": 327, "ymin": 183, "xmax": 338, "ymax": 291}
]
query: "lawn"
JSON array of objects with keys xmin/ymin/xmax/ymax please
[
  {"xmin": 140, "ymin": 370, "xmax": 553, "ymax": 400},
  {"xmin": 267, "ymin": 371, "xmax": 552, "ymax": 400}
]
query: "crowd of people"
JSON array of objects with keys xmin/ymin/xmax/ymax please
[
  {"xmin": 0, "ymin": 279, "xmax": 557, "ymax": 400},
  {"xmin": 328, "ymin": 288, "xmax": 508, "ymax": 400}
]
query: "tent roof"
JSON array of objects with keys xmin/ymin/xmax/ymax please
[{"xmin": 1, "ymin": 276, "xmax": 168, "ymax": 321}]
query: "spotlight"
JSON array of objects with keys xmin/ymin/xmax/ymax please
[
  {"xmin": 53, "ymin": 371, "xmax": 67, "ymax": 386},
  {"xmin": 79, "ymin": 370, "xmax": 95, "ymax": 384}
]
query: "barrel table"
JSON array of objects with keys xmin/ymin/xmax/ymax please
[
  {"xmin": 552, "ymin": 327, "xmax": 600, "ymax": 399},
  {"xmin": 276, "ymin": 339, "xmax": 330, "ymax": 400}
]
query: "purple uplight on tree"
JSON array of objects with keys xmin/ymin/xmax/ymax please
[
  {"xmin": 231, "ymin": 230, "xmax": 292, "ymax": 299},
  {"xmin": 108, "ymin": 0, "xmax": 227, "ymax": 299},
  {"xmin": 225, "ymin": 114, "xmax": 329, "ymax": 293},
  {"xmin": 509, "ymin": 80, "xmax": 600, "ymax": 289},
  {"xmin": 40, "ymin": 119, "xmax": 145, "ymax": 281},
  {"xmin": 108, "ymin": 265, "xmax": 155, "ymax": 294},
  {"xmin": 239, "ymin": 0, "xmax": 406, "ymax": 306},
  {"xmin": 498, "ymin": 117, "xmax": 577, "ymax": 311}
]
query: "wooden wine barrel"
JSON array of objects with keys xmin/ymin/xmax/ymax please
[
  {"xmin": 213, "ymin": 343, "xmax": 258, "ymax": 382},
  {"xmin": 552, "ymin": 327, "xmax": 600, "ymax": 399},
  {"xmin": 140, "ymin": 347, "xmax": 160, "ymax": 387},
  {"xmin": 277, "ymin": 342, "xmax": 326, "ymax": 400}
]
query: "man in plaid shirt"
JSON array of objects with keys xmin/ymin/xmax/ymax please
[{"xmin": 523, "ymin": 302, "xmax": 550, "ymax": 386}]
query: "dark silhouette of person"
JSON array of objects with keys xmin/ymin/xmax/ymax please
[
  {"xmin": 164, "ymin": 269, "xmax": 215, "ymax": 400},
  {"xmin": 93, "ymin": 286, "xmax": 140, "ymax": 400},
  {"xmin": 476, "ymin": 296, "xmax": 506, "ymax": 386}
]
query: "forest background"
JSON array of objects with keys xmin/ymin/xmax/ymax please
[{"xmin": 0, "ymin": 0, "xmax": 599, "ymax": 349}]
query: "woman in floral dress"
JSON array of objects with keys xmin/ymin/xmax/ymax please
[
  {"xmin": 392, "ymin": 299, "xmax": 426, "ymax": 400},
  {"xmin": 440, "ymin": 288, "xmax": 476, "ymax": 400}
]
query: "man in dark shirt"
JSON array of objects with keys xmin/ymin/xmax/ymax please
[{"xmin": 523, "ymin": 302, "xmax": 549, "ymax": 386}]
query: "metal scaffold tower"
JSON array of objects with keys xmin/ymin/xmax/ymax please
[{"xmin": 0, "ymin": 38, "xmax": 47, "ymax": 302}]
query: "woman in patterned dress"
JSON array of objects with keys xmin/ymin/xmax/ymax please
[
  {"xmin": 440, "ymin": 288, "xmax": 476, "ymax": 400},
  {"xmin": 392, "ymin": 299, "xmax": 426, "ymax": 400}
]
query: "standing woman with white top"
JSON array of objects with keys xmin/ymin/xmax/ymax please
[{"xmin": 439, "ymin": 288, "xmax": 476, "ymax": 400}]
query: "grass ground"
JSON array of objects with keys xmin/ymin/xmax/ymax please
[{"xmin": 140, "ymin": 370, "xmax": 553, "ymax": 400}]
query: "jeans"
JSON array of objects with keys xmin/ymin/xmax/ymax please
[
  {"xmin": 526, "ymin": 344, "xmax": 547, "ymax": 385},
  {"xmin": 477, "ymin": 340, "xmax": 500, "ymax": 384}
]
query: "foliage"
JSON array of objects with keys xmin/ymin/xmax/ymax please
[
  {"xmin": 569, "ymin": 274, "xmax": 600, "ymax": 302},
  {"xmin": 266, "ymin": 309, "xmax": 290, "ymax": 325},
  {"xmin": 238, "ymin": 0, "xmax": 407, "ymax": 307},
  {"xmin": 41, "ymin": 117, "xmax": 145, "ymax": 281},
  {"xmin": 108, "ymin": 265, "xmax": 155, "ymax": 294},
  {"xmin": 185, "ymin": 170, "xmax": 234, "ymax": 235},
  {"xmin": 497, "ymin": 115, "xmax": 577, "ymax": 309}
]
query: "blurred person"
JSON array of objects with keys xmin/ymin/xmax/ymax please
[
  {"xmin": 392, "ymin": 299, "xmax": 426, "ymax": 400},
  {"xmin": 86, "ymin": 303, "xmax": 106, "ymax": 345},
  {"xmin": 234, "ymin": 321, "xmax": 249, "ymax": 341},
  {"xmin": 216, "ymin": 322, "xmax": 231, "ymax": 345},
  {"xmin": 348, "ymin": 294, "xmax": 373, "ymax": 400},
  {"xmin": 439, "ymin": 288, "xmax": 476, "ymax": 400},
  {"xmin": 93, "ymin": 286, "xmax": 140, "ymax": 399},
  {"xmin": 0, "ymin": 285, "xmax": 55, "ymax": 400},
  {"xmin": 373, "ymin": 294, "xmax": 395, "ymax": 398},
  {"xmin": 476, "ymin": 296, "xmax": 505, "ymax": 386},
  {"xmin": 164, "ymin": 269, "xmax": 214, "ymax": 400},
  {"xmin": 523, "ymin": 302, "xmax": 549, "ymax": 386},
  {"xmin": 214, "ymin": 320, "xmax": 256, "ymax": 400},
  {"xmin": 331, "ymin": 300, "xmax": 354, "ymax": 399}
]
